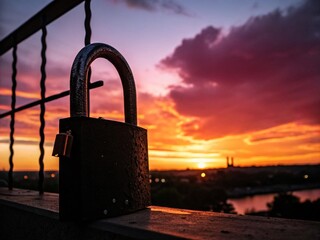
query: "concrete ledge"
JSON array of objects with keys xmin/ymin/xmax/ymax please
[{"xmin": 1, "ymin": 188, "xmax": 320, "ymax": 240}]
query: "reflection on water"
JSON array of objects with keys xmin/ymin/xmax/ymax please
[{"xmin": 228, "ymin": 188, "xmax": 320, "ymax": 215}]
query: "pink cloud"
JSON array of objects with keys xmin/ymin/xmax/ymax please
[
  {"xmin": 0, "ymin": 52, "xmax": 72, "ymax": 112},
  {"xmin": 160, "ymin": 0, "xmax": 320, "ymax": 139}
]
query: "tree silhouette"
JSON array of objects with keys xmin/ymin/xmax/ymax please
[{"xmin": 267, "ymin": 192, "xmax": 320, "ymax": 221}]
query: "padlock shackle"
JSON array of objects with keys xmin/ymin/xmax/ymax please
[{"xmin": 70, "ymin": 43, "xmax": 137, "ymax": 125}]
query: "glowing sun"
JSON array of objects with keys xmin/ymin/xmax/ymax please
[{"xmin": 197, "ymin": 162, "xmax": 206, "ymax": 169}]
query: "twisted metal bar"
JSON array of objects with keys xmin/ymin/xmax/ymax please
[
  {"xmin": 84, "ymin": 0, "xmax": 91, "ymax": 46},
  {"xmin": 8, "ymin": 45, "xmax": 17, "ymax": 190},
  {"xmin": 38, "ymin": 19, "xmax": 47, "ymax": 195}
]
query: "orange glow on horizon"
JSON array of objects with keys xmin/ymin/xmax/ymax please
[
  {"xmin": 0, "ymin": 120, "xmax": 320, "ymax": 171},
  {"xmin": 0, "ymin": 74, "xmax": 319, "ymax": 172},
  {"xmin": 197, "ymin": 162, "xmax": 206, "ymax": 169}
]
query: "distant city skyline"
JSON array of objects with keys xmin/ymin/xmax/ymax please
[{"xmin": 0, "ymin": 0, "xmax": 319, "ymax": 170}]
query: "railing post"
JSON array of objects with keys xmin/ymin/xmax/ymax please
[
  {"xmin": 38, "ymin": 15, "xmax": 47, "ymax": 195},
  {"xmin": 8, "ymin": 44, "xmax": 17, "ymax": 190}
]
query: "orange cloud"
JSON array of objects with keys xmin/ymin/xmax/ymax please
[{"xmin": 0, "ymin": 88, "xmax": 39, "ymax": 99}]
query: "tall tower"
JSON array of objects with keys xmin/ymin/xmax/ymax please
[{"xmin": 226, "ymin": 156, "xmax": 234, "ymax": 168}]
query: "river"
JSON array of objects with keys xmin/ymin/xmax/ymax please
[{"xmin": 228, "ymin": 188, "xmax": 320, "ymax": 215}]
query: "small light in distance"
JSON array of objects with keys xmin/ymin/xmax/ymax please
[{"xmin": 201, "ymin": 172, "xmax": 206, "ymax": 178}]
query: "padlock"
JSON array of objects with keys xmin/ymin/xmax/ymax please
[
  {"xmin": 54, "ymin": 43, "xmax": 150, "ymax": 221},
  {"xmin": 52, "ymin": 130, "xmax": 73, "ymax": 158}
]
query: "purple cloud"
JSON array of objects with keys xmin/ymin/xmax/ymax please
[
  {"xmin": 160, "ymin": 0, "xmax": 320, "ymax": 139},
  {"xmin": 111, "ymin": 0, "xmax": 190, "ymax": 15}
]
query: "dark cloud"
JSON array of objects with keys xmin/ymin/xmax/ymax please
[
  {"xmin": 161, "ymin": 0, "xmax": 320, "ymax": 139},
  {"xmin": 111, "ymin": 0, "xmax": 190, "ymax": 16}
]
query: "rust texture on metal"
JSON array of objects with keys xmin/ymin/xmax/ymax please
[
  {"xmin": 58, "ymin": 43, "xmax": 150, "ymax": 221},
  {"xmin": 59, "ymin": 118, "xmax": 150, "ymax": 221},
  {"xmin": 70, "ymin": 43, "xmax": 137, "ymax": 125}
]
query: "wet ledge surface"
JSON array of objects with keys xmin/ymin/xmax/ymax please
[{"xmin": 1, "ymin": 187, "xmax": 320, "ymax": 240}]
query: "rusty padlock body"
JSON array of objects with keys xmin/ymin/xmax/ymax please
[{"xmin": 59, "ymin": 43, "xmax": 150, "ymax": 221}]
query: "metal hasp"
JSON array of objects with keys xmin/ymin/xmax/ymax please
[{"xmin": 57, "ymin": 43, "xmax": 150, "ymax": 221}]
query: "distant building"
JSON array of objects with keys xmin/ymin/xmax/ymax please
[{"xmin": 226, "ymin": 156, "xmax": 234, "ymax": 168}]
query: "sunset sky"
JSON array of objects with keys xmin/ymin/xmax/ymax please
[{"xmin": 0, "ymin": 0, "xmax": 319, "ymax": 171}]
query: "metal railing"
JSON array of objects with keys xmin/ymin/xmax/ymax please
[{"xmin": 0, "ymin": 0, "xmax": 97, "ymax": 194}]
